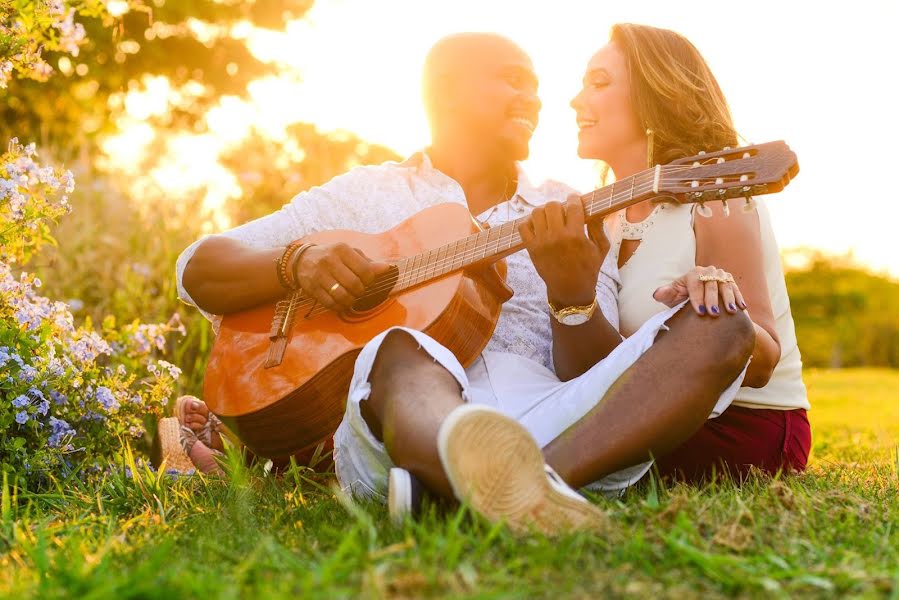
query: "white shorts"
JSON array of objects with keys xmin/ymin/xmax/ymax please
[{"xmin": 333, "ymin": 303, "xmax": 747, "ymax": 500}]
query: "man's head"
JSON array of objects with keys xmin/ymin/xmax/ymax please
[{"xmin": 422, "ymin": 33, "xmax": 540, "ymax": 161}]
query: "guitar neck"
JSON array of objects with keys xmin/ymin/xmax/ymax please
[{"xmin": 392, "ymin": 167, "xmax": 662, "ymax": 293}]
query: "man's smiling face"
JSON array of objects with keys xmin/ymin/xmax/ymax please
[{"xmin": 427, "ymin": 35, "xmax": 542, "ymax": 161}]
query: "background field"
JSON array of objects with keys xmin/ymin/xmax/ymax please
[{"xmin": 2, "ymin": 368, "xmax": 896, "ymax": 599}]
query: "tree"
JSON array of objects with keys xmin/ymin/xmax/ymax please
[
  {"xmin": 1, "ymin": 0, "xmax": 312, "ymax": 153},
  {"xmin": 785, "ymin": 253, "xmax": 899, "ymax": 368}
]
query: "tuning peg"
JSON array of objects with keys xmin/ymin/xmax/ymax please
[
  {"xmin": 696, "ymin": 202, "xmax": 713, "ymax": 218},
  {"xmin": 716, "ymin": 157, "xmax": 726, "ymax": 164},
  {"xmin": 698, "ymin": 150, "xmax": 706, "ymax": 155},
  {"xmin": 723, "ymin": 146, "xmax": 732, "ymax": 151},
  {"xmin": 722, "ymin": 200, "xmax": 731, "ymax": 217},
  {"xmin": 742, "ymin": 152, "xmax": 751, "ymax": 159},
  {"xmin": 692, "ymin": 161, "xmax": 701, "ymax": 168},
  {"xmin": 742, "ymin": 195, "xmax": 758, "ymax": 213}
]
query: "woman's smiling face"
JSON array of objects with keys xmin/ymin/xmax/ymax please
[{"xmin": 570, "ymin": 42, "xmax": 645, "ymax": 165}]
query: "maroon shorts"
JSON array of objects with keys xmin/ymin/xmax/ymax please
[{"xmin": 654, "ymin": 405, "xmax": 811, "ymax": 484}]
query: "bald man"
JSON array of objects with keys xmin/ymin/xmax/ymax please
[{"xmin": 177, "ymin": 33, "xmax": 753, "ymax": 535}]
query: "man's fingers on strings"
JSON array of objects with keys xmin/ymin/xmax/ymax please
[
  {"xmin": 328, "ymin": 261, "xmax": 366, "ymax": 297},
  {"xmin": 585, "ymin": 218, "xmax": 608, "ymax": 252},
  {"xmin": 564, "ymin": 195, "xmax": 586, "ymax": 233},
  {"xmin": 529, "ymin": 206, "xmax": 548, "ymax": 235},
  {"xmin": 517, "ymin": 218, "xmax": 536, "ymax": 245},
  {"xmin": 343, "ymin": 246, "xmax": 388, "ymax": 285},
  {"xmin": 310, "ymin": 286, "xmax": 338, "ymax": 311},
  {"xmin": 543, "ymin": 201, "xmax": 565, "ymax": 231}
]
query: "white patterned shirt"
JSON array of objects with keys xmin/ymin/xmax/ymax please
[{"xmin": 175, "ymin": 152, "xmax": 620, "ymax": 374}]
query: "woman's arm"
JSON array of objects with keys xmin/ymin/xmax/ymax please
[{"xmin": 694, "ymin": 199, "xmax": 781, "ymax": 388}]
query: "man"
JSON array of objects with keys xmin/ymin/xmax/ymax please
[{"xmin": 177, "ymin": 33, "xmax": 753, "ymax": 535}]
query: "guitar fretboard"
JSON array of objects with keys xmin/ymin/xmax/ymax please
[{"xmin": 391, "ymin": 169, "xmax": 659, "ymax": 292}]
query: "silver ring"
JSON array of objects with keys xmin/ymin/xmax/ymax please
[{"xmin": 329, "ymin": 283, "xmax": 341, "ymax": 293}]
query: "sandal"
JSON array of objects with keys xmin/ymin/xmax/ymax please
[
  {"xmin": 155, "ymin": 417, "xmax": 198, "ymax": 474},
  {"xmin": 179, "ymin": 422, "xmax": 225, "ymax": 476},
  {"xmin": 175, "ymin": 395, "xmax": 226, "ymax": 452}
]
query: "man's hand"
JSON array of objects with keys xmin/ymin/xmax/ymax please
[
  {"xmin": 294, "ymin": 243, "xmax": 391, "ymax": 311},
  {"xmin": 517, "ymin": 195, "xmax": 608, "ymax": 307},
  {"xmin": 653, "ymin": 265, "xmax": 747, "ymax": 316}
]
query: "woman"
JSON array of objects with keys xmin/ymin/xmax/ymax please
[{"xmin": 570, "ymin": 23, "xmax": 811, "ymax": 482}]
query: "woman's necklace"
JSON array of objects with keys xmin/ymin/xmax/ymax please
[{"xmin": 618, "ymin": 203, "xmax": 665, "ymax": 241}]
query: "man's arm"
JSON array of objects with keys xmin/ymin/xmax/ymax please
[
  {"xmin": 519, "ymin": 197, "xmax": 622, "ymax": 382},
  {"xmin": 182, "ymin": 236, "xmax": 285, "ymax": 316}
]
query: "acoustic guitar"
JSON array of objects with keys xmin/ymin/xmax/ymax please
[{"xmin": 203, "ymin": 141, "xmax": 799, "ymax": 462}]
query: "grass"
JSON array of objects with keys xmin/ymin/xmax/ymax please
[{"xmin": 2, "ymin": 369, "xmax": 897, "ymax": 599}]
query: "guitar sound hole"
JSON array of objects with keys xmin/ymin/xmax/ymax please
[{"xmin": 351, "ymin": 264, "xmax": 399, "ymax": 313}]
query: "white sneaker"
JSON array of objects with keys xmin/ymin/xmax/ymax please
[
  {"xmin": 388, "ymin": 467, "xmax": 423, "ymax": 525},
  {"xmin": 436, "ymin": 404, "xmax": 605, "ymax": 536}
]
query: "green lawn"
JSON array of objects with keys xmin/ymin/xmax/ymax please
[{"xmin": 2, "ymin": 369, "xmax": 897, "ymax": 599}]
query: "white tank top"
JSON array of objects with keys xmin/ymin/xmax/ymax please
[{"xmin": 607, "ymin": 200, "xmax": 809, "ymax": 411}]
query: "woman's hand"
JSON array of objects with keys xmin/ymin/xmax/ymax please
[
  {"xmin": 518, "ymin": 195, "xmax": 608, "ymax": 307},
  {"xmin": 653, "ymin": 265, "xmax": 748, "ymax": 316}
]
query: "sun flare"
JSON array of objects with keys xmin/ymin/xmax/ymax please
[{"xmin": 100, "ymin": 0, "xmax": 899, "ymax": 276}]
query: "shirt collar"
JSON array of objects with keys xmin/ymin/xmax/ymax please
[{"xmin": 401, "ymin": 150, "xmax": 548, "ymax": 208}]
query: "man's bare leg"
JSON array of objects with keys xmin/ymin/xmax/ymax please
[
  {"xmin": 360, "ymin": 330, "xmax": 465, "ymax": 500},
  {"xmin": 360, "ymin": 330, "xmax": 606, "ymax": 535},
  {"xmin": 544, "ymin": 306, "xmax": 756, "ymax": 488}
]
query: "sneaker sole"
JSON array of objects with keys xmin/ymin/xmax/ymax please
[
  {"xmin": 437, "ymin": 405, "xmax": 605, "ymax": 536},
  {"xmin": 388, "ymin": 468, "xmax": 411, "ymax": 525}
]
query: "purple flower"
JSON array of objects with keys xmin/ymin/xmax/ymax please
[
  {"xmin": 37, "ymin": 399, "xmax": 49, "ymax": 415},
  {"xmin": 19, "ymin": 365, "xmax": 37, "ymax": 382},
  {"xmin": 48, "ymin": 417, "xmax": 76, "ymax": 447},
  {"xmin": 15, "ymin": 411, "xmax": 28, "ymax": 424},
  {"xmin": 50, "ymin": 391, "xmax": 68, "ymax": 405},
  {"xmin": 95, "ymin": 386, "xmax": 119, "ymax": 412},
  {"xmin": 12, "ymin": 394, "xmax": 29, "ymax": 408}
]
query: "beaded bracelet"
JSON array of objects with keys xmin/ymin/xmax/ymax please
[{"xmin": 275, "ymin": 240, "xmax": 307, "ymax": 290}]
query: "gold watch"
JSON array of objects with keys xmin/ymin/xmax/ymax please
[{"xmin": 548, "ymin": 296, "xmax": 597, "ymax": 326}]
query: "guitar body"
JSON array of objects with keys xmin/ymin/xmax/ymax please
[{"xmin": 203, "ymin": 203, "xmax": 510, "ymax": 461}]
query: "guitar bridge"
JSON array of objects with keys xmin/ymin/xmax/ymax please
[{"xmin": 264, "ymin": 293, "xmax": 299, "ymax": 368}]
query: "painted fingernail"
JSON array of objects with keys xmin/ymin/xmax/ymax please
[
  {"xmin": 728, "ymin": 303, "xmax": 737, "ymax": 312},
  {"xmin": 698, "ymin": 304, "xmax": 707, "ymax": 315},
  {"xmin": 710, "ymin": 305, "xmax": 720, "ymax": 315},
  {"xmin": 740, "ymin": 300, "xmax": 748, "ymax": 309}
]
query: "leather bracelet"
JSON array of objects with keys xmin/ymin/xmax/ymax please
[{"xmin": 275, "ymin": 240, "xmax": 307, "ymax": 290}]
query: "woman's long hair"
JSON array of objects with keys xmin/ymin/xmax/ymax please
[{"xmin": 611, "ymin": 23, "xmax": 739, "ymax": 166}]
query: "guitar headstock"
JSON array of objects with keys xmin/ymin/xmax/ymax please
[{"xmin": 659, "ymin": 141, "xmax": 799, "ymax": 212}]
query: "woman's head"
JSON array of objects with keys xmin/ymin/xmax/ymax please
[{"xmin": 571, "ymin": 23, "xmax": 738, "ymax": 175}]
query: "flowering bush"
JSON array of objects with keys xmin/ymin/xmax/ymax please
[{"xmin": 1, "ymin": 138, "xmax": 183, "ymax": 488}]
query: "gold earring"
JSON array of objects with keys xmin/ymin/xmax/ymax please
[{"xmin": 646, "ymin": 128, "xmax": 655, "ymax": 168}]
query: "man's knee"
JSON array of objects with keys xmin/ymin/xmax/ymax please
[
  {"xmin": 709, "ymin": 310, "xmax": 755, "ymax": 371},
  {"xmin": 371, "ymin": 329, "xmax": 430, "ymax": 377},
  {"xmin": 674, "ymin": 307, "xmax": 754, "ymax": 371}
]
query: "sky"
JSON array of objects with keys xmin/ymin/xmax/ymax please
[{"xmin": 107, "ymin": 0, "xmax": 899, "ymax": 276}]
